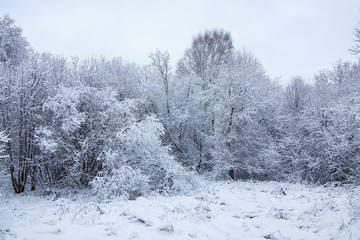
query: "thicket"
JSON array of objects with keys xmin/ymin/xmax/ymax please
[{"xmin": 1, "ymin": 15, "xmax": 359, "ymax": 197}]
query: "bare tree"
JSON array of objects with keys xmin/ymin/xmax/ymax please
[
  {"xmin": 176, "ymin": 29, "xmax": 233, "ymax": 79},
  {"xmin": 0, "ymin": 14, "xmax": 29, "ymax": 66},
  {"xmin": 149, "ymin": 50, "xmax": 171, "ymax": 116},
  {"xmin": 350, "ymin": 21, "xmax": 360, "ymax": 55},
  {"xmin": 285, "ymin": 76, "xmax": 310, "ymax": 114},
  {"xmin": 330, "ymin": 60, "xmax": 353, "ymax": 97}
]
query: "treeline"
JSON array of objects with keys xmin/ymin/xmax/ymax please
[{"xmin": 0, "ymin": 15, "xmax": 359, "ymax": 196}]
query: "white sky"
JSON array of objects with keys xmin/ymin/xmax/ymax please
[{"xmin": 1, "ymin": 0, "xmax": 359, "ymax": 85}]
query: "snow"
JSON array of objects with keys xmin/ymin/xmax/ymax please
[{"xmin": 0, "ymin": 180, "xmax": 359, "ymax": 240}]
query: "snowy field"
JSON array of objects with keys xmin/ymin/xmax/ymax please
[{"xmin": 1, "ymin": 180, "xmax": 359, "ymax": 240}]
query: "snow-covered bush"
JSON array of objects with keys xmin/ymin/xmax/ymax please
[
  {"xmin": 40, "ymin": 86, "xmax": 137, "ymax": 187},
  {"xmin": 92, "ymin": 166, "xmax": 150, "ymax": 200},
  {"xmin": 91, "ymin": 114, "xmax": 195, "ymax": 200}
]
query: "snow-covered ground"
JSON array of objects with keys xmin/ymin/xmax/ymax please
[{"xmin": 0, "ymin": 180, "xmax": 359, "ymax": 240}]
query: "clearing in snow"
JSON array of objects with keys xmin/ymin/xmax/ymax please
[{"xmin": 0, "ymin": 180, "xmax": 359, "ymax": 240}]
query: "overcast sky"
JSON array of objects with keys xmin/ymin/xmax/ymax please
[{"xmin": 1, "ymin": 0, "xmax": 360, "ymax": 85}]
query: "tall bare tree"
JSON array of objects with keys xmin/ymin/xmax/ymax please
[
  {"xmin": 176, "ymin": 29, "xmax": 233, "ymax": 79},
  {"xmin": 285, "ymin": 76, "xmax": 310, "ymax": 114},
  {"xmin": 149, "ymin": 50, "xmax": 171, "ymax": 116},
  {"xmin": 350, "ymin": 21, "xmax": 360, "ymax": 55}
]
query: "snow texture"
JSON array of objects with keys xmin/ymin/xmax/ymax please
[{"xmin": 1, "ymin": 180, "xmax": 359, "ymax": 240}]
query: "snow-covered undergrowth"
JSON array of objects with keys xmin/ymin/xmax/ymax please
[{"xmin": 0, "ymin": 180, "xmax": 359, "ymax": 240}]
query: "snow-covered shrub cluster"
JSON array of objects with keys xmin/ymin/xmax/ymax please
[
  {"xmin": 0, "ymin": 15, "xmax": 360, "ymax": 197},
  {"xmin": 91, "ymin": 111, "xmax": 195, "ymax": 200}
]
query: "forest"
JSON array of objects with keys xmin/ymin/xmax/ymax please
[{"xmin": 0, "ymin": 14, "xmax": 359, "ymax": 198}]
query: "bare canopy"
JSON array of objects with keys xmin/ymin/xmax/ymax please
[{"xmin": 176, "ymin": 29, "xmax": 234, "ymax": 78}]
